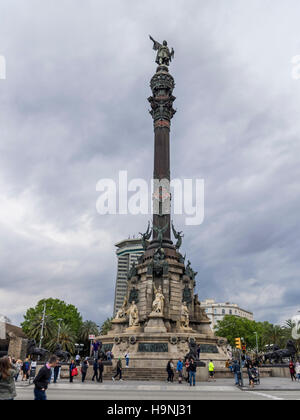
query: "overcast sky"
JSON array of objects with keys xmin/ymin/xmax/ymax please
[{"xmin": 0, "ymin": 0, "xmax": 300, "ymax": 327}]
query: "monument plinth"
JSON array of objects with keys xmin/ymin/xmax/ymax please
[{"xmin": 96, "ymin": 37, "xmax": 229, "ymax": 373}]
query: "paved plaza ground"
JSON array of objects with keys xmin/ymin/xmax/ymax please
[{"xmin": 14, "ymin": 377, "xmax": 300, "ymax": 400}]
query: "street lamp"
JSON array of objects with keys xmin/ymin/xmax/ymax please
[
  {"xmin": 254, "ymin": 332, "xmax": 259, "ymax": 354},
  {"xmin": 57, "ymin": 318, "xmax": 63, "ymax": 342}
]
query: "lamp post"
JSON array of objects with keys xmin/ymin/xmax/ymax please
[
  {"xmin": 254, "ymin": 332, "xmax": 259, "ymax": 355},
  {"xmin": 39, "ymin": 302, "xmax": 46, "ymax": 349},
  {"xmin": 57, "ymin": 318, "xmax": 63, "ymax": 343}
]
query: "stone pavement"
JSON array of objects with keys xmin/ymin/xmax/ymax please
[
  {"xmin": 15, "ymin": 377, "xmax": 300, "ymax": 392},
  {"xmin": 14, "ymin": 377, "xmax": 300, "ymax": 400}
]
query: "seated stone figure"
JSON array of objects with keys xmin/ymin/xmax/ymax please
[{"xmin": 115, "ymin": 296, "xmax": 128, "ymax": 320}]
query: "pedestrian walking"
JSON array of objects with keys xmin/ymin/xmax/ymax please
[
  {"xmin": 98, "ymin": 359, "xmax": 104, "ymax": 383},
  {"xmin": 208, "ymin": 360, "xmax": 215, "ymax": 381},
  {"xmin": 232, "ymin": 360, "xmax": 241, "ymax": 386},
  {"xmin": 184, "ymin": 359, "xmax": 190, "ymax": 382},
  {"xmin": 81, "ymin": 358, "xmax": 89, "ymax": 383},
  {"xmin": 176, "ymin": 358, "xmax": 183, "ymax": 384},
  {"xmin": 289, "ymin": 360, "xmax": 296, "ymax": 381},
  {"xmin": 125, "ymin": 352, "xmax": 130, "ymax": 368},
  {"xmin": 33, "ymin": 356, "xmax": 58, "ymax": 401},
  {"xmin": 14, "ymin": 359, "xmax": 22, "ymax": 382},
  {"xmin": 0, "ymin": 356, "xmax": 18, "ymax": 400},
  {"xmin": 69, "ymin": 359, "xmax": 77, "ymax": 383},
  {"xmin": 22, "ymin": 358, "xmax": 30, "ymax": 381},
  {"xmin": 75, "ymin": 354, "xmax": 81, "ymax": 366},
  {"xmin": 53, "ymin": 361, "xmax": 61, "ymax": 383},
  {"xmin": 92, "ymin": 341, "xmax": 100, "ymax": 359},
  {"xmin": 112, "ymin": 357, "xmax": 123, "ymax": 381},
  {"xmin": 189, "ymin": 359, "xmax": 197, "ymax": 386},
  {"xmin": 92, "ymin": 359, "xmax": 99, "ymax": 382},
  {"xmin": 295, "ymin": 360, "xmax": 300, "ymax": 381},
  {"xmin": 166, "ymin": 359, "xmax": 174, "ymax": 383}
]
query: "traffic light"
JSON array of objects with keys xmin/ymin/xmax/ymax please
[
  {"xmin": 242, "ymin": 343, "xmax": 246, "ymax": 352},
  {"xmin": 235, "ymin": 337, "xmax": 242, "ymax": 349}
]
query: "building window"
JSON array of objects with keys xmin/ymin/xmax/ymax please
[{"xmin": 222, "ymin": 309, "xmax": 225, "ymax": 314}]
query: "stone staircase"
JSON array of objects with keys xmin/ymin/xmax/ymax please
[{"xmin": 103, "ymin": 367, "xmax": 170, "ymax": 381}]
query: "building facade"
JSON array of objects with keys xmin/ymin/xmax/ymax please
[
  {"xmin": 113, "ymin": 238, "xmax": 145, "ymax": 316},
  {"xmin": 200, "ymin": 299, "xmax": 254, "ymax": 330}
]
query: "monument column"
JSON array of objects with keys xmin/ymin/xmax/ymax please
[{"xmin": 148, "ymin": 62, "xmax": 176, "ymax": 249}]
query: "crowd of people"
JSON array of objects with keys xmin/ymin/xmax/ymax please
[{"xmin": 1, "ymin": 351, "xmax": 300, "ymax": 400}]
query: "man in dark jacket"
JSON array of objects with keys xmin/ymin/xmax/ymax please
[
  {"xmin": 98, "ymin": 359, "xmax": 104, "ymax": 383},
  {"xmin": 189, "ymin": 358, "xmax": 197, "ymax": 386},
  {"xmin": 33, "ymin": 356, "xmax": 58, "ymax": 400},
  {"xmin": 92, "ymin": 359, "xmax": 99, "ymax": 382},
  {"xmin": 232, "ymin": 360, "xmax": 241, "ymax": 386}
]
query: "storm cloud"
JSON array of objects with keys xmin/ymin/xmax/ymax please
[{"xmin": 0, "ymin": 0, "xmax": 300, "ymax": 326}]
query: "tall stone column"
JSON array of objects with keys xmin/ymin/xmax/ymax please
[{"xmin": 148, "ymin": 65, "xmax": 176, "ymax": 249}]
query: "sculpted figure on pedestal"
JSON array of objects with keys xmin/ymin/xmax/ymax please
[
  {"xmin": 115, "ymin": 296, "xmax": 128, "ymax": 320},
  {"xmin": 181, "ymin": 303, "xmax": 190, "ymax": 328},
  {"xmin": 149, "ymin": 35, "xmax": 174, "ymax": 67},
  {"xmin": 128, "ymin": 301, "xmax": 140, "ymax": 327},
  {"xmin": 152, "ymin": 285, "xmax": 165, "ymax": 314}
]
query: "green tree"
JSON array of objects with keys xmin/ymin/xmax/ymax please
[
  {"xmin": 47, "ymin": 322, "xmax": 76, "ymax": 354},
  {"xmin": 78, "ymin": 320, "xmax": 100, "ymax": 355},
  {"xmin": 21, "ymin": 298, "xmax": 83, "ymax": 348},
  {"xmin": 100, "ymin": 317, "xmax": 113, "ymax": 336}
]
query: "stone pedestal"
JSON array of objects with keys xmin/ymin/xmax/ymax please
[
  {"xmin": 111, "ymin": 319, "xmax": 127, "ymax": 333},
  {"xmin": 125, "ymin": 325, "xmax": 143, "ymax": 333},
  {"xmin": 144, "ymin": 313, "xmax": 167, "ymax": 333}
]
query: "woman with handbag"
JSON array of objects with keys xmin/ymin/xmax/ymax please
[{"xmin": 69, "ymin": 360, "xmax": 77, "ymax": 383}]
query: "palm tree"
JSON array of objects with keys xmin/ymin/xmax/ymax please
[
  {"xmin": 25, "ymin": 313, "xmax": 55, "ymax": 347},
  {"xmin": 77, "ymin": 320, "xmax": 100, "ymax": 356},
  {"xmin": 100, "ymin": 317, "xmax": 113, "ymax": 335},
  {"xmin": 263, "ymin": 324, "xmax": 285, "ymax": 348},
  {"xmin": 48, "ymin": 323, "xmax": 76, "ymax": 354},
  {"xmin": 78, "ymin": 320, "xmax": 99, "ymax": 342}
]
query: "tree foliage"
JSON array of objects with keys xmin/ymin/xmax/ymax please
[
  {"xmin": 100, "ymin": 317, "xmax": 113, "ymax": 336},
  {"xmin": 215, "ymin": 315, "xmax": 299, "ymax": 352}
]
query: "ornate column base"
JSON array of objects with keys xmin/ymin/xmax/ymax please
[
  {"xmin": 111, "ymin": 318, "xmax": 128, "ymax": 333},
  {"xmin": 144, "ymin": 313, "xmax": 167, "ymax": 333},
  {"xmin": 125, "ymin": 325, "xmax": 143, "ymax": 333}
]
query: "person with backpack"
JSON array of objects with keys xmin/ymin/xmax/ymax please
[
  {"xmin": 0, "ymin": 356, "xmax": 18, "ymax": 400},
  {"xmin": 33, "ymin": 355, "xmax": 58, "ymax": 400},
  {"xmin": 232, "ymin": 360, "xmax": 241, "ymax": 386},
  {"xmin": 166, "ymin": 359, "xmax": 174, "ymax": 383}
]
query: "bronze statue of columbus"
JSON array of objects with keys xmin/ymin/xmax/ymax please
[{"xmin": 149, "ymin": 35, "xmax": 174, "ymax": 66}]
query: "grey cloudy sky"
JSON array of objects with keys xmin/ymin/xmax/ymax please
[{"xmin": 0, "ymin": 0, "xmax": 300, "ymax": 327}]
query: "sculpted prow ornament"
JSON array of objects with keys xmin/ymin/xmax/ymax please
[
  {"xmin": 171, "ymin": 222, "xmax": 184, "ymax": 250},
  {"xmin": 139, "ymin": 221, "xmax": 152, "ymax": 250}
]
